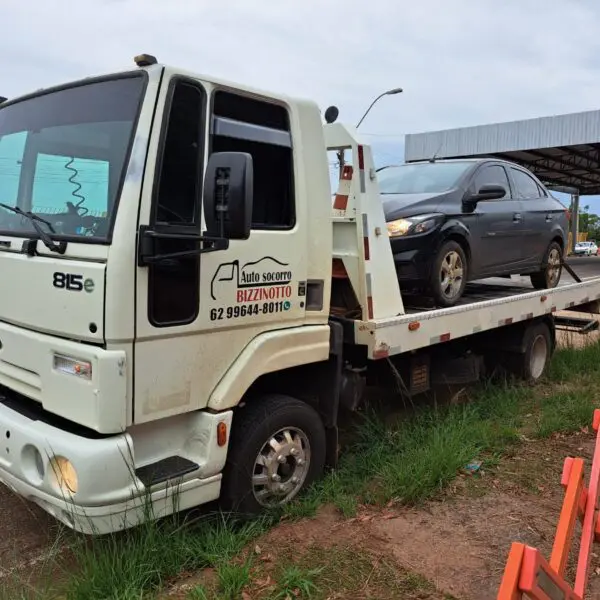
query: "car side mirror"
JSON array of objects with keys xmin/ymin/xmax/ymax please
[
  {"xmin": 203, "ymin": 152, "xmax": 253, "ymax": 240},
  {"xmin": 463, "ymin": 183, "xmax": 507, "ymax": 210}
]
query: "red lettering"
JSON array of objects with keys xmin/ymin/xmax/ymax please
[{"xmin": 236, "ymin": 285, "xmax": 293, "ymax": 303}]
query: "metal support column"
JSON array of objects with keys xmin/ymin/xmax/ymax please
[{"xmin": 570, "ymin": 192, "xmax": 580, "ymax": 255}]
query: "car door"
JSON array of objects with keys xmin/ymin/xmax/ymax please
[
  {"xmin": 508, "ymin": 166, "xmax": 554, "ymax": 267},
  {"xmin": 466, "ymin": 163, "xmax": 524, "ymax": 274}
]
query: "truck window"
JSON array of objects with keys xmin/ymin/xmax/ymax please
[
  {"xmin": 0, "ymin": 75, "xmax": 144, "ymax": 240},
  {"xmin": 154, "ymin": 82, "xmax": 204, "ymax": 225},
  {"xmin": 148, "ymin": 79, "xmax": 205, "ymax": 327},
  {"xmin": 0, "ymin": 131, "xmax": 26, "ymax": 202},
  {"xmin": 211, "ymin": 91, "xmax": 295, "ymax": 229}
]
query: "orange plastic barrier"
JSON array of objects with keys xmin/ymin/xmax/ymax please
[{"xmin": 497, "ymin": 409, "xmax": 600, "ymax": 600}]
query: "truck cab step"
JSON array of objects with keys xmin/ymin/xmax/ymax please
[{"xmin": 135, "ymin": 455, "xmax": 199, "ymax": 487}]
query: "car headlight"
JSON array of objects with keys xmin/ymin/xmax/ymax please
[{"xmin": 386, "ymin": 214, "xmax": 443, "ymax": 238}]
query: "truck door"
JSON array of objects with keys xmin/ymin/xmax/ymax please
[{"xmin": 133, "ymin": 72, "xmax": 307, "ymax": 424}]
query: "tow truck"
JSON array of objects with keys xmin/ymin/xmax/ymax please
[{"xmin": 1, "ymin": 55, "xmax": 600, "ymax": 534}]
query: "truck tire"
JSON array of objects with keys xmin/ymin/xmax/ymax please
[
  {"xmin": 430, "ymin": 240, "xmax": 468, "ymax": 308},
  {"xmin": 530, "ymin": 241, "xmax": 562, "ymax": 289},
  {"xmin": 220, "ymin": 394, "xmax": 326, "ymax": 514},
  {"xmin": 504, "ymin": 321, "xmax": 553, "ymax": 383}
]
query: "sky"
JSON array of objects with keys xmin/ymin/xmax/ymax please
[{"xmin": 3, "ymin": 0, "xmax": 600, "ymax": 211}]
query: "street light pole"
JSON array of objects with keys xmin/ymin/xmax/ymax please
[
  {"xmin": 337, "ymin": 87, "xmax": 403, "ymax": 173},
  {"xmin": 355, "ymin": 87, "xmax": 403, "ymax": 129}
]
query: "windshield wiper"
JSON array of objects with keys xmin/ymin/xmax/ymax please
[{"xmin": 0, "ymin": 203, "xmax": 66, "ymax": 254}]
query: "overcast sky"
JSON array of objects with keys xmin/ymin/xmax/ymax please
[{"xmin": 3, "ymin": 0, "xmax": 600, "ymax": 208}]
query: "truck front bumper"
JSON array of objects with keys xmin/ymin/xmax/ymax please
[{"xmin": 0, "ymin": 394, "xmax": 227, "ymax": 534}]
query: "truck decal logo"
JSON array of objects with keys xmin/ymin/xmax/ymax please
[
  {"xmin": 210, "ymin": 257, "xmax": 292, "ymax": 301},
  {"xmin": 209, "ymin": 257, "xmax": 294, "ymax": 321}
]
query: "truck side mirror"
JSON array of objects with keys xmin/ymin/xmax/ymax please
[{"xmin": 203, "ymin": 152, "xmax": 253, "ymax": 240}]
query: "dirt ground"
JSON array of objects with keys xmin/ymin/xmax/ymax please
[
  {"xmin": 373, "ymin": 431, "xmax": 600, "ymax": 599},
  {"xmin": 0, "ymin": 485, "xmax": 61, "ymax": 580}
]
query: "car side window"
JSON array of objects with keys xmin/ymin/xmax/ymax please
[
  {"xmin": 510, "ymin": 168, "xmax": 541, "ymax": 200},
  {"xmin": 473, "ymin": 165, "xmax": 510, "ymax": 199}
]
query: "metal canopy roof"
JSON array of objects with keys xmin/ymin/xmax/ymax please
[{"xmin": 404, "ymin": 110, "xmax": 600, "ymax": 195}]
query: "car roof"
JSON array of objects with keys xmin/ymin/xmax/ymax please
[{"xmin": 381, "ymin": 157, "xmax": 532, "ymax": 170}]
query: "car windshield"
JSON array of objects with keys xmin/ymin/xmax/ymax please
[
  {"xmin": 0, "ymin": 75, "xmax": 144, "ymax": 240},
  {"xmin": 378, "ymin": 162, "xmax": 473, "ymax": 194}
]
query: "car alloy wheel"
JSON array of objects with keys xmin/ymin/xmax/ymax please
[
  {"xmin": 439, "ymin": 250, "xmax": 464, "ymax": 301},
  {"xmin": 547, "ymin": 247, "xmax": 561, "ymax": 286}
]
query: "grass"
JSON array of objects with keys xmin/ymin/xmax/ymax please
[
  {"xmin": 215, "ymin": 560, "xmax": 253, "ymax": 599},
  {"xmin": 59, "ymin": 514, "xmax": 269, "ymax": 600},
  {"xmin": 270, "ymin": 564, "xmax": 322, "ymax": 599},
  {"xmin": 282, "ymin": 382, "xmax": 531, "ymax": 515},
  {"xmin": 4, "ymin": 340, "xmax": 600, "ymax": 599},
  {"xmin": 245, "ymin": 546, "xmax": 451, "ymax": 599},
  {"xmin": 280, "ymin": 340, "xmax": 600, "ymax": 517}
]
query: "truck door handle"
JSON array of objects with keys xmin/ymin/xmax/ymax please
[
  {"xmin": 546, "ymin": 214, "xmax": 553, "ymax": 222},
  {"xmin": 513, "ymin": 213, "xmax": 522, "ymax": 222}
]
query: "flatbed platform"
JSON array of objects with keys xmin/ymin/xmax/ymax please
[
  {"xmin": 354, "ymin": 276, "xmax": 600, "ymax": 359},
  {"xmin": 403, "ymin": 265, "xmax": 592, "ymax": 312},
  {"xmin": 404, "ymin": 281, "xmax": 542, "ymax": 313}
]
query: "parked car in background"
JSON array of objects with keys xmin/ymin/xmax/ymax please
[
  {"xmin": 378, "ymin": 158, "xmax": 569, "ymax": 307},
  {"xmin": 574, "ymin": 241, "xmax": 598, "ymax": 256}
]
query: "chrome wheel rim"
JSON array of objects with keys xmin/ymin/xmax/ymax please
[
  {"xmin": 439, "ymin": 250, "xmax": 464, "ymax": 299},
  {"xmin": 530, "ymin": 334, "xmax": 548, "ymax": 380},
  {"xmin": 547, "ymin": 248, "xmax": 562, "ymax": 286},
  {"xmin": 252, "ymin": 427, "xmax": 311, "ymax": 506}
]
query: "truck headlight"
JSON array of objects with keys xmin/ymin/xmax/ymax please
[
  {"xmin": 386, "ymin": 214, "xmax": 443, "ymax": 238},
  {"xmin": 49, "ymin": 456, "xmax": 78, "ymax": 495},
  {"xmin": 53, "ymin": 353, "xmax": 92, "ymax": 380}
]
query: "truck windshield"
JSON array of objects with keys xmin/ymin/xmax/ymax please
[
  {"xmin": 0, "ymin": 74, "xmax": 144, "ymax": 241},
  {"xmin": 378, "ymin": 162, "xmax": 472, "ymax": 194}
]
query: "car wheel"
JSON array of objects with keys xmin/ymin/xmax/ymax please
[
  {"xmin": 430, "ymin": 240, "xmax": 468, "ymax": 307},
  {"xmin": 530, "ymin": 241, "xmax": 562, "ymax": 289},
  {"xmin": 220, "ymin": 394, "xmax": 326, "ymax": 515}
]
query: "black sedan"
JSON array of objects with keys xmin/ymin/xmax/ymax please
[{"xmin": 378, "ymin": 158, "xmax": 569, "ymax": 307}]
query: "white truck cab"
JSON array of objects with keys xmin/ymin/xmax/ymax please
[{"xmin": 0, "ymin": 55, "xmax": 338, "ymax": 533}]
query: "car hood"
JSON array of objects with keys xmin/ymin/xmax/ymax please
[{"xmin": 381, "ymin": 190, "xmax": 456, "ymax": 221}]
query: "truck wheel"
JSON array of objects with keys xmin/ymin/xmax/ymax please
[
  {"xmin": 220, "ymin": 394, "xmax": 326, "ymax": 514},
  {"xmin": 430, "ymin": 240, "xmax": 468, "ymax": 307},
  {"xmin": 505, "ymin": 321, "xmax": 553, "ymax": 383},
  {"xmin": 530, "ymin": 242, "xmax": 562, "ymax": 289}
]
